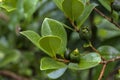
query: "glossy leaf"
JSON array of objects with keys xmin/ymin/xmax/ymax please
[
  {"xmin": 41, "ymin": 18, "xmax": 67, "ymax": 56},
  {"xmin": 97, "ymin": 46, "xmax": 120, "ymax": 60},
  {"xmin": 39, "ymin": 36, "xmax": 62, "ymax": 57},
  {"xmin": 53, "ymin": 0, "xmax": 64, "ymax": 11},
  {"xmin": 62, "ymin": 0, "xmax": 84, "ymax": 20},
  {"xmin": 40, "ymin": 57, "xmax": 67, "ymax": 70},
  {"xmin": 77, "ymin": 3, "xmax": 97, "ymax": 28},
  {"xmin": 68, "ymin": 52, "xmax": 101, "ymax": 70},
  {"xmin": 47, "ymin": 68, "xmax": 67, "ymax": 79},
  {"xmin": 20, "ymin": 30, "xmax": 41, "ymax": 49}
]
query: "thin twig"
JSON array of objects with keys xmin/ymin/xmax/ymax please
[
  {"xmin": 99, "ymin": 56, "xmax": 120, "ymax": 80},
  {"xmin": 0, "ymin": 70, "xmax": 30, "ymax": 80},
  {"xmin": 107, "ymin": 56, "xmax": 120, "ymax": 63},
  {"xmin": 98, "ymin": 64, "xmax": 107, "ymax": 80},
  {"xmin": 57, "ymin": 58, "xmax": 70, "ymax": 63},
  {"xmin": 100, "ymin": 56, "xmax": 120, "ymax": 64},
  {"xmin": 94, "ymin": 8, "xmax": 120, "ymax": 29},
  {"xmin": 68, "ymin": 18, "xmax": 79, "ymax": 32},
  {"xmin": 89, "ymin": 42, "xmax": 105, "ymax": 60}
]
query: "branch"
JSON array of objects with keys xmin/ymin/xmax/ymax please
[
  {"xmin": 0, "ymin": 70, "xmax": 30, "ymax": 80},
  {"xmin": 89, "ymin": 42, "xmax": 105, "ymax": 60},
  {"xmin": 94, "ymin": 8, "xmax": 120, "ymax": 29},
  {"xmin": 57, "ymin": 58, "xmax": 70, "ymax": 63},
  {"xmin": 99, "ymin": 56, "xmax": 120, "ymax": 80},
  {"xmin": 98, "ymin": 64, "xmax": 107, "ymax": 80},
  {"xmin": 100, "ymin": 56, "xmax": 120, "ymax": 64},
  {"xmin": 107, "ymin": 56, "xmax": 120, "ymax": 63},
  {"xmin": 67, "ymin": 18, "xmax": 79, "ymax": 32}
]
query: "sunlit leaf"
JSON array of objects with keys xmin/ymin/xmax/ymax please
[
  {"xmin": 62, "ymin": 0, "xmax": 84, "ymax": 20},
  {"xmin": 39, "ymin": 36, "xmax": 62, "ymax": 57},
  {"xmin": 40, "ymin": 57, "xmax": 67, "ymax": 70},
  {"xmin": 41, "ymin": 18, "xmax": 67, "ymax": 56},
  {"xmin": 20, "ymin": 30, "xmax": 41, "ymax": 49}
]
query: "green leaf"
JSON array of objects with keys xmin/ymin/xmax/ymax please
[
  {"xmin": 0, "ymin": 0, "xmax": 17, "ymax": 12},
  {"xmin": 97, "ymin": 46, "xmax": 120, "ymax": 60},
  {"xmin": 41, "ymin": 18, "xmax": 67, "ymax": 56},
  {"xmin": 46, "ymin": 68, "xmax": 67, "ymax": 79},
  {"xmin": 23, "ymin": 0, "xmax": 38, "ymax": 18},
  {"xmin": 62, "ymin": 0, "xmax": 84, "ymax": 20},
  {"xmin": 40, "ymin": 57, "xmax": 67, "ymax": 70},
  {"xmin": 53, "ymin": 0, "xmax": 64, "ymax": 11},
  {"xmin": 39, "ymin": 36, "xmax": 62, "ymax": 57},
  {"xmin": 68, "ymin": 52, "xmax": 101, "ymax": 70},
  {"xmin": 20, "ymin": 30, "xmax": 41, "ymax": 49},
  {"xmin": 77, "ymin": 3, "xmax": 97, "ymax": 28}
]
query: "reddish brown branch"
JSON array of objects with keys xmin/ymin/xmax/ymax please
[
  {"xmin": 0, "ymin": 70, "xmax": 30, "ymax": 80},
  {"xmin": 67, "ymin": 18, "xmax": 79, "ymax": 32},
  {"xmin": 98, "ymin": 64, "xmax": 107, "ymax": 80},
  {"xmin": 100, "ymin": 56, "xmax": 120, "ymax": 64},
  {"xmin": 57, "ymin": 58, "xmax": 70, "ymax": 63},
  {"xmin": 99, "ymin": 56, "xmax": 120, "ymax": 80},
  {"xmin": 89, "ymin": 42, "xmax": 105, "ymax": 60},
  {"xmin": 94, "ymin": 8, "xmax": 120, "ymax": 29}
]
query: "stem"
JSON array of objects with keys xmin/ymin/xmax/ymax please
[
  {"xmin": 99, "ymin": 56, "xmax": 120, "ymax": 79},
  {"xmin": 0, "ymin": 70, "xmax": 30, "ymax": 80},
  {"xmin": 107, "ymin": 56, "xmax": 120, "ymax": 63},
  {"xmin": 89, "ymin": 42, "xmax": 105, "ymax": 60},
  {"xmin": 98, "ymin": 64, "xmax": 107, "ymax": 80},
  {"xmin": 68, "ymin": 18, "xmax": 79, "ymax": 32},
  {"xmin": 57, "ymin": 58, "xmax": 70, "ymax": 63},
  {"xmin": 94, "ymin": 8, "xmax": 120, "ymax": 29}
]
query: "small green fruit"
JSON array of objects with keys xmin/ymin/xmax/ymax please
[
  {"xmin": 79, "ymin": 26, "xmax": 92, "ymax": 41},
  {"xmin": 70, "ymin": 49, "xmax": 80, "ymax": 63},
  {"xmin": 112, "ymin": 0, "xmax": 120, "ymax": 11}
]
